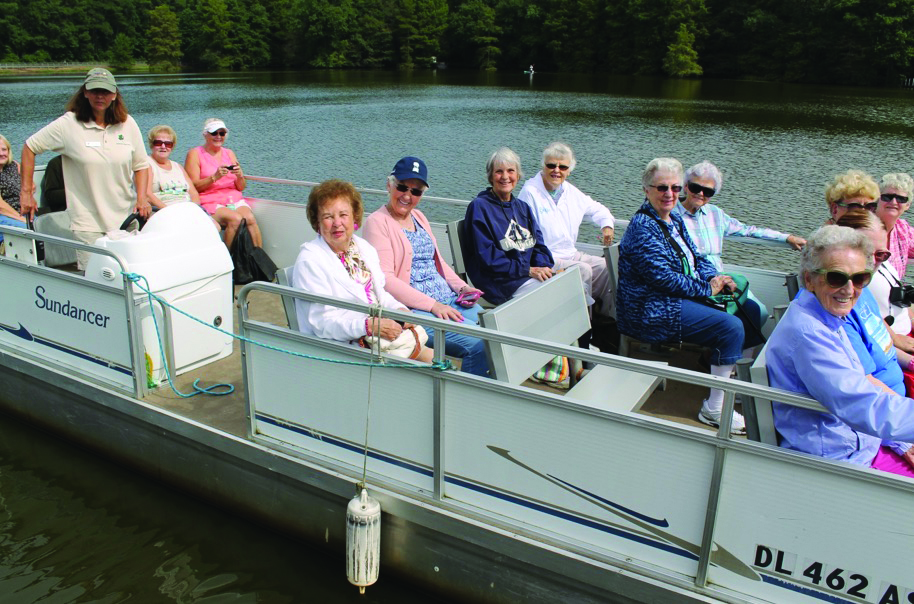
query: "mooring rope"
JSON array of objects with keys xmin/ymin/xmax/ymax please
[{"xmin": 122, "ymin": 272, "xmax": 453, "ymax": 399}]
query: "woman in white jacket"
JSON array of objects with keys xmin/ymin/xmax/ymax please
[{"xmin": 292, "ymin": 179, "xmax": 432, "ymax": 361}]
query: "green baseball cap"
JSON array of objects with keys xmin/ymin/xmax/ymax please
[{"xmin": 84, "ymin": 68, "xmax": 117, "ymax": 92}]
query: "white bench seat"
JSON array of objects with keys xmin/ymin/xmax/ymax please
[{"xmin": 479, "ymin": 267, "xmax": 664, "ymax": 413}]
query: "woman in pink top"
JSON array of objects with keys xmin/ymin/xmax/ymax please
[
  {"xmin": 184, "ymin": 118, "xmax": 262, "ymax": 249},
  {"xmin": 876, "ymin": 172, "xmax": 914, "ymax": 277},
  {"xmin": 363, "ymin": 157, "xmax": 488, "ymax": 377}
]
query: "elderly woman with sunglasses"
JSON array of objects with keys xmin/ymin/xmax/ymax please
[
  {"xmin": 617, "ymin": 158, "xmax": 765, "ymax": 434},
  {"xmin": 768, "ymin": 225, "xmax": 914, "ymax": 477},
  {"xmin": 674, "ymin": 161, "xmax": 805, "ymax": 268},
  {"xmin": 517, "ymin": 142, "xmax": 616, "ymax": 317},
  {"xmin": 184, "ymin": 118, "xmax": 261, "ymax": 249},
  {"xmin": 673, "ymin": 160, "xmax": 805, "ymax": 325},
  {"xmin": 362, "ymin": 157, "xmax": 488, "ymax": 377},
  {"xmin": 875, "ymin": 172, "xmax": 914, "ymax": 277},
  {"xmin": 825, "ymin": 169, "xmax": 880, "ymax": 224},
  {"xmin": 146, "ymin": 125, "xmax": 200, "ymax": 209}
]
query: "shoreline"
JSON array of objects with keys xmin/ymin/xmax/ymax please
[{"xmin": 0, "ymin": 65, "xmax": 149, "ymax": 75}]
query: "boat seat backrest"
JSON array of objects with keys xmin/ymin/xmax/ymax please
[
  {"xmin": 276, "ymin": 265, "xmax": 299, "ymax": 331},
  {"xmin": 430, "ymin": 222, "xmax": 453, "ymax": 268},
  {"xmin": 479, "ymin": 267, "xmax": 588, "ymax": 386},
  {"xmin": 748, "ymin": 343, "xmax": 779, "ymax": 445},
  {"xmin": 478, "ymin": 266, "xmax": 664, "ymax": 412},
  {"xmin": 603, "ymin": 243, "xmax": 620, "ymax": 320},
  {"xmin": 33, "ymin": 211, "xmax": 77, "ymax": 268},
  {"xmin": 446, "ymin": 219, "xmax": 468, "ymax": 280}
]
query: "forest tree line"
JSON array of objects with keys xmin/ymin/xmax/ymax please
[{"xmin": 2, "ymin": 0, "xmax": 913, "ymax": 85}]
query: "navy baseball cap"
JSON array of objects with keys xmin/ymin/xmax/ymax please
[{"xmin": 391, "ymin": 157, "xmax": 429, "ymax": 186}]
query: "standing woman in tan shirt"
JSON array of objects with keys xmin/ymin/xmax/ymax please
[{"xmin": 18, "ymin": 68, "xmax": 150, "ymax": 270}]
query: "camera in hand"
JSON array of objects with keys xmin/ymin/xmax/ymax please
[{"xmin": 889, "ymin": 283, "xmax": 914, "ymax": 307}]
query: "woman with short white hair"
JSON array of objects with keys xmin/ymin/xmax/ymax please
[
  {"xmin": 517, "ymin": 141, "xmax": 615, "ymax": 316},
  {"xmin": 768, "ymin": 225, "xmax": 914, "ymax": 477},
  {"xmin": 673, "ymin": 160, "xmax": 805, "ymax": 325},
  {"xmin": 463, "ymin": 147, "xmax": 554, "ymax": 305},
  {"xmin": 617, "ymin": 158, "xmax": 764, "ymax": 434},
  {"xmin": 876, "ymin": 172, "xmax": 914, "ymax": 276}
]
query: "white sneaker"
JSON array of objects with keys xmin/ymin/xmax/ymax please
[{"xmin": 698, "ymin": 401, "xmax": 746, "ymax": 435}]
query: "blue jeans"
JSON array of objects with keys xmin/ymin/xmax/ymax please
[
  {"xmin": 680, "ymin": 298, "xmax": 764, "ymax": 365},
  {"xmin": 0, "ymin": 215, "xmax": 26, "ymax": 244},
  {"xmin": 412, "ymin": 301, "xmax": 490, "ymax": 377}
]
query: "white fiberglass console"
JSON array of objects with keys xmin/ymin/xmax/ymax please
[{"xmin": 85, "ymin": 203, "xmax": 234, "ymax": 382}]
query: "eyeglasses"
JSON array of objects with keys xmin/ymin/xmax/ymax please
[
  {"xmin": 880, "ymin": 193, "xmax": 910, "ymax": 204},
  {"xmin": 151, "ymin": 139, "xmax": 174, "ymax": 149},
  {"xmin": 649, "ymin": 184, "xmax": 683, "ymax": 193},
  {"xmin": 545, "ymin": 163, "xmax": 570, "ymax": 171},
  {"xmin": 687, "ymin": 182, "xmax": 716, "ymax": 198},
  {"xmin": 395, "ymin": 183, "xmax": 425, "ymax": 197},
  {"xmin": 209, "ymin": 130, "xmax": 228, "ymax": 137},
  {"xmin": 874, "ymin": 250, "xmax": 892, "ymax": 263},
  {"xmin": 835, "ymin": 200, "xmax": 878, "ymax": 211},
  {"xmin": 813, "ymin": 269, "xmax": 873, "ymax": 289}
]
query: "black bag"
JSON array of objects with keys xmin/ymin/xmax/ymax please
[{"xmin": 230, "ymin": 219, "xmax": 278, "ymax": 284}]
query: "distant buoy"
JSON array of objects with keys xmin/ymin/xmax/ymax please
[{"xmin": 346, "ymin": 488, "xmax": 381, "ymax": 594}]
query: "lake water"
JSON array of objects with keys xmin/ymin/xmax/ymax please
[
  {"xmin": 1, "ymin": 70, "xmax": 913, "ymax": 603},
  {"xmin": 3, "ymin": 70, "xmax": 914, "ymax": 274},
  {"xmin": 0, "ymin": 412, "xmax": 450, "ymax": 603}
]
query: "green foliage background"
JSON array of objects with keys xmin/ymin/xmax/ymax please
[{"xmin": 2, "ymin": 0, "xmax": 913, "ymax": 84}]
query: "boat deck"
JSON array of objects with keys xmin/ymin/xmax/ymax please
[{"xmin": 142, "ymin": 286, "xmax": 728, "ymax": 439}]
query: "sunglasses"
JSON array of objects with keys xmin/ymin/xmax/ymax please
[
  {"xmin": 880, "ymin": 193, "xmax": 910, "ymax": 204},
  {"xmin": 649, "ymin": 184, "xmax": 683, "ymax": 193},
  {"xmin": 813, "ymin": 269, "xmax": 873, "ymax": 289},
  {"xmin": 875, "ymin": 250, "xmax": 892, "ymax": 262},
  {"xmin": 395, "ymin": 183, "xmax": 425, "ymax": 197},
  {"xmin": 835, "ymin": 200, "xmax": 878, "ymax": 211},
  {"xmin": 545, "ymin": 163, "xmax": 570, "ymax": 171},
  {"xmin": 687, "ymin": 182, "xmax": 716, "ymax": 198},
  {"xmin": 151, "ymin": 139, "xmax": 174, "ymax": 149},
  {"xmin": 209, "ymin": 130, "xmax": 228, "ymax": 137}
]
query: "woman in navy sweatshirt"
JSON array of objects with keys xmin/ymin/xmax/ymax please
[{"xmin": 464, "ymin": 147, "xmax": 554, "ymax": 305}]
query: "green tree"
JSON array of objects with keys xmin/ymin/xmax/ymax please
[
  {"xmin": 147, "ymin": 4, "xmax": 182, "ymax": 70},
  {"xmin": 663, "ymin": 23, "xmax": 701, "ymax": 77},
  {"xmin": 449, "ymin": 0, "xmax": 501, "ymax": 70},
  {"xmin": 181, "ymin": 0, "xmax": 232, "ymax": 69},
  {"xmin": 110, "ymin": 33, "xmax": 135, "ymax": 69},
  {"xmin": 395, "ymin": 0, "xmax": 446, "ymax": 68}
]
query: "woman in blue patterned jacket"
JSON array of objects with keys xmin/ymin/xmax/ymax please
[{"xmin": 617, "ymin": 158, "xmax": 764, "ymax": 434}]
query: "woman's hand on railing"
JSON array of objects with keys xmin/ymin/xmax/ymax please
[{"xmin": 786, "ymin": 234, "xmax": 806, "ymax": 250}]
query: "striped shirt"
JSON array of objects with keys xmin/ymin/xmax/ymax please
[{"xmin": 672, "ymin": 203, "xmax": 789, "ymax": 271}]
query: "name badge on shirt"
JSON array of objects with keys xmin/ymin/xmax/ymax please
[{"xmin": 86, "ymin": 141, "xmax": 101, "ymax": 147}]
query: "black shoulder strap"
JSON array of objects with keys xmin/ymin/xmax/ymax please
[{"xmin": 637, "ymin": 208, "xmax": 692, "ymax": 276}]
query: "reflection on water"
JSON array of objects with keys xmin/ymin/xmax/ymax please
[
  {"xmin": 0, "ymin": 413, "xmax": 446, "ymax": 603},
  {"xmin": 2, "ymin": 69, "xmax": 914, "ymax": 276}
]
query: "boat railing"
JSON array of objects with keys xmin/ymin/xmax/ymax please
[
  {"xmin": 236, "ymin": 279, "xmax": 827, "ymax": 416},
  {"xmin": 244, "ymin": 174, "xmax": 794, "ymax": 249},
  {"xmin": 235, "ymin": 280, "xmax": 914, "ymax": 598},
  {"xmin": 0, "ymin": 224, "xmax": 154, "ymax": 399}
]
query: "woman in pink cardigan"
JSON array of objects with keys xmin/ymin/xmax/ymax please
[{"xmin": 363, "ymin": 157, "xmax": 489, "ymax": 377}]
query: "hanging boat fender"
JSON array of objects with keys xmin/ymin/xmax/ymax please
[{"xmin": 346, "ymin": 488, "xmax": 381, "ymax": 593}]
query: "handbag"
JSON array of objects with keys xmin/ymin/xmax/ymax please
[
  {"xmin": 230, "ymin": 219, "xmax": 278, "ymax": 284},
  {"xmin": 704, "ymin": 273, "xmax": 750, "ymax": 315},
  {"xmin": 360, "ymin": 325, "xmax": 429, "ymax": 360}
]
